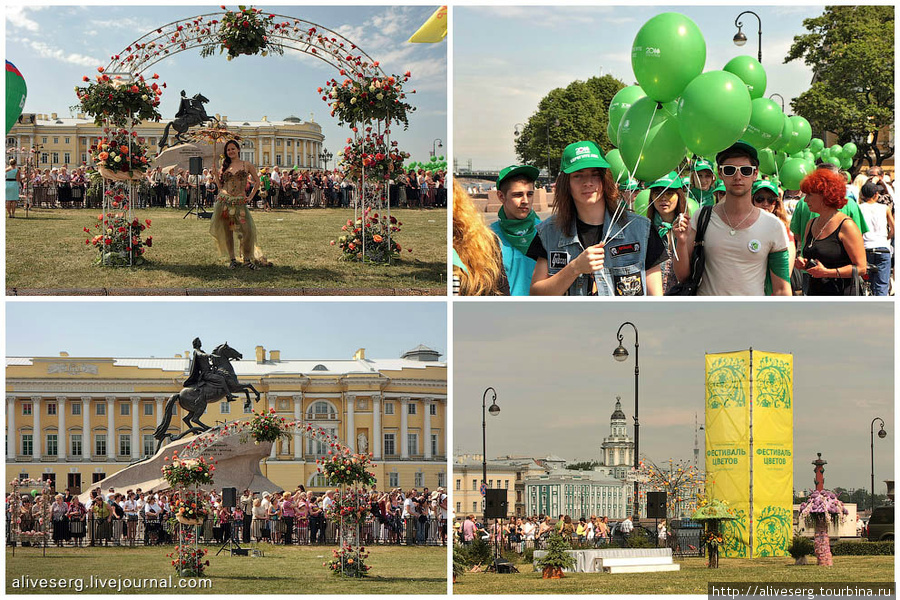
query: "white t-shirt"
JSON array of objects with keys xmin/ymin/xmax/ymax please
[
  {"xmin": 691, "ymin": 207, "xmax": 789, "ymax": 296},
  {"xmin": 859, "ymin": 202, "xmax": 892, "ymax": 250},
  {"xmin": 402, "ymin": 497, "xmax": 416, "ymax": 518}
]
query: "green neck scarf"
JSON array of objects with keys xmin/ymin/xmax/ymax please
[
  {"xmin": 652, "ymin": 213, "xmax": 676, "ymax": 240},
  {"xmin": 496, "ymin": 208, "xmax": 539, "ymax": 254}
]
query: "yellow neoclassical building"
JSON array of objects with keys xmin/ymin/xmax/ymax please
[
  {"xmin": 6, "ymin": 344, "xmax": 446, "ymax": 494},
  {"xmin": 7, "ymin": 112, "xmax": 326, "ymax": 170}
]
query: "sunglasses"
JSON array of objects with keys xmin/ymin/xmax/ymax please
[
  {"xmin": 753, "ymin": 196, "xmax": 777, "ymax": 205},
  {"xmin": 719, "ymin": 165, "xmax": 758, "ymax": 177},
  {"xmin": 784, "ymin": 195, "xmax": 802, "ymax": 201}
]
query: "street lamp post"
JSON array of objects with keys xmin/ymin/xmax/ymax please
[
  {"xmin": 769, "ymin": 93, "xmax": 785, "ymax": 112},
  {"xmin": 482, "ymin": 387, "xmax": 500, "ymax": 526},
  {"xmin": 320, "ymin": 149, "xmax": 333, "ymax": 171},
  {"xmin": 432, "ymin": 138, "xmax": 443, "ymax": 158},
  {"xmin": 733, "ymin": 10, "xmax": 763, "ymax": 63},
  {"xmin": 870, "ymin": 417, "xmax": 887, "ymax": 514},
  {"xmin": 613, "ymin": 322, "xmax": 640, "ymax": 519}
]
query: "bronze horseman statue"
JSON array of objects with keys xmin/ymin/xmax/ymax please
[{"xmin": 158, "ymin": 91, "xmax": 215, "ymax": 151}]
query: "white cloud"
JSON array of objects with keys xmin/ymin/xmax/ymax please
[
  {"xmin": 6, "ymin": 6, "xmax": 44, "ymax": 32},
  {"xmin": 84, "ymin": 17, "xmax": 157, "ymax": 35},
  {"xmin": 19, "ymin": 38, "xmax": 100, "ymax": 67}
]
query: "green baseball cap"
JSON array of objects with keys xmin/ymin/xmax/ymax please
[
  {"xmin": 712, "ymin": 180, "xmax": 725, "ymax": 193},
  {"xmin": 693, "ymin": 158, "xmax": 714, "ymax": 172},
  {"xmin": 752, "ymin": 180, "xmax": 781, "ymax": 196},
  {"xmin": 560, "ymin": 141, "xmax": 610, "ymax": 174},
  {"xmin": 497, "ymin": 164, "xmax": 540, "ymax": 189},
  {"xmin": 681, "ymin": 176, "xmax": 692, "ymax": 188},
  {"xmin": 716, "ymin": 140, "xmax": 759, "ymax": 165},
  {"xmin": 618, "ymin": 177, "xmax": 640, "ymax": 191},
  {"xmin": 648, "ymin": 171, "xmax": 680, "ymax": 190}
]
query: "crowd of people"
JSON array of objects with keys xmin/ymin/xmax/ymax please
[
  {"xmin": 454, "ymin": 140, "xmax": 894, "ymax": 296},
  {"xmin": 6, "ymin": 485, "xmax": 448, "ymax": 548}
]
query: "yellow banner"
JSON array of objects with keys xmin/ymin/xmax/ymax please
[
  {"xmin": 705, "ymin": 351, "xmax": 751, "ymax": 558},
  {"xmin": 408, "ymin": 6, "xmax": 448, "ymax": 43},
  {"xmin": 751, "ymin": 351, "xmax": 793, "ymax": 557}
]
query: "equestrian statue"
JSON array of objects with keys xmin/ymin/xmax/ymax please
[
  {"xmin": 153, "ymin": 338, "xmax": 260, "ymax": 451},
  {"xmin": 158, "ymin": 91, "xmax": 216, "ymax": 151}
]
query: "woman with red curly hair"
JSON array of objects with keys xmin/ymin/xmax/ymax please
[{"xmin": 795, "ymin": 168, "xmax": 866, "ymax": 295}]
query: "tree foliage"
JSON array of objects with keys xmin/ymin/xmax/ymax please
[
  {"xmin": 514, "ymin": 75, "xmax": 625, "ymax": 178},
  {"xmin": 565, "ymin": 461, "xmax": 601, "ymax": 471},
  {"xmin": 785, "ymin": 6, "xmax": 894, "ymax": 168}
]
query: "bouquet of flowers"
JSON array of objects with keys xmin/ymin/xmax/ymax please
[
  {"xmin": 320, "ymin": 71, "xmax": 416, "ymax": 129},
  {"xmin": 340, "ymin": 131, "xmax": 408, "ymax": 182},
  {"xmin": 324, "ymin": 544, "xmax": 371, "ymax": 578},
  {"xmin": 167, "ymin": 529, "xmax": 210, "ymax": 577},
  {"xmin": 84, "ymin": 212, "xmax": 153, "ymax": 267},
  {"xmin": 702, "ymin": 530, "xmax": 725, "ymax": 549},
  {"xmin": 90, "ymin": 128, "xmax": 151, "ymax": 177},
  {"xmin": 202, "ymin": 6, "xmax": 283, "ymax": 60},
  {"xmin": 318, "ymin": 446, "xmax": 377, "ymax": 487},
  {"xmin": 247, "ymin": 407, "xmax": 291, "ymax": 444},
  {"xmin": 162, "ymin": 451, "xmax": 216, "ymax": 488},
  {"xmin": 75, "ymin": 71, "xmax": 163, "ymax": 127},
  {"xmin": 173, "ymin": 491, "xmax": 210, "ymax": 523},
  {"xmin": 798, "ymin": 489, "xmax": 848, "ymax": 527},
  {"xmin": 324, "ymin": 490, "xmax": 371, "ymax": 528},
  {"xmin": 331, "ymin": 209, "xmax": 406, "ymax": 264}
]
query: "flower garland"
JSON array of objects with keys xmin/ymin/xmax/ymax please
[
  {"xmin": 201, "ymin": 6, "xmax": 283, "ymax": 60},
  {"xmin": 246, "ymin": 407, "xmax": 292, "ymax": 444},
  {"xmin": 799, "ymin": 489, "xmax": 848, "ymax": 527},
  {"xmin": 162, "ymin": 451, "xmax": 217, "ymax": 488},
  {"xmin": 340, "ymin": 130, "xmax": 409, "ymax": 182},
  {"xmin": 90, "ymin": 128, "xmax": 151, "ymax": 176},
  {"xmin": 320, "ymin": 71, "xmax": 416, "ymax": 129},
  {"xmin": 84, "ymin": 212, "xmax": 152, "ymax": 267},
  {"xmin": 324, "ymin": 490, "xmax": 371, "ymax": 528},
  {"xmin": 173, "ymin": 491, "xmax": 210, "ymax": 522},
  {"xmin": 331, "ymin": 210, "xmax": 407, "ymax": 263},
  {"xmin": 167, "ymin": 529, "xmax": 209, "ymax": 577},
  {"xmin": 325, "ymin": 544, "xmax": 371, "ymax": 577},
  {"xmin": 318, "ymin": 448, "xmax": 377, "ymax": 487},
  {"xmin": 75, "ymin": 70, "xmax": 163, "ymax": 127}
]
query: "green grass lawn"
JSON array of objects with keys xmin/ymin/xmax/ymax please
[
  {"xmin": 7, "ymin": 543, "xmax": 447, "ymax": 594},
  {"xmin": 453, "ymin": 556, "xmax": 895, "ymax": 594},
  {"xmin": 6, "ymin": 208, "xmax": 446, "ymax": 294}
]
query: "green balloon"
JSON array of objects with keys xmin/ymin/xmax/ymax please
[
  {"xmin": 607, "ymin": 85, "xmax": 646, "ymax": 147},
  {"xmin": 6, "ymin": 61, "xmax": 27, "ymax": 135},
  {"xmin": 780, "ymin": 157, "xmax": 814, "ymax": 190},
  {"xmin": 606, "ymin": 148, "xmax": 629, "ymax": 185},
  {"xmin": 723, "ymin": 55, "xmax": 767, "ymax": 100},
  {"xmin": 631, "ymin": 12, "xmax": 707, "ymax": 103},
  {"xmin": 825, "ymin": 156, "xmax": 841, "ymax": 168},
  {"xmin": 840, "ymin": 156, "xmax": 853, "ymax": 169},
  {"xmin": 676, "ymin": 70, "xmax": 751, "ymax": 157},
  {"xmin": 618, "ymin": 96, "xmax": 686, "ymax": 182},
  {"xmin": 803, "ymin": 150, "xmax": 815, "ymax": 162},
  {"xmin": 743, "ymin": 98, "xmax": 784, "ymax": 149},
  {"xmin": 784, "ymin": 115, "xmax": 812, "ymax": 154},
  {"xmin": 633, "ymin": 189, "xmax": 651, "ymax": 217},
  {"xmin": 809, "ymin": 138, "xmax": 825, "ymax": 153},
  {"xmin": 774, "ymin": 150, "xmax": 787, "ymax": 171},
  {"xmin": 842, "ymin": 142, "xmax": 858, "ymax": 158},
  {"xmin": 830, "ymin": 144, "xmax": 842, "ymax": 155},
  {"xmin": 769, "ymin": 114, "xmax": 794, "ymax": 152},
  {"xmin": 686, "ymin": 194, "xmax": 700, "ymax": 216},
  {"xmin": 758, "ymin": 148, "xmax": 777, "ymax": 175}
]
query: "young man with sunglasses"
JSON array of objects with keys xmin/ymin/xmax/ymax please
[{"xmin": 672, "ymin": 141, "xmax": 791, "ymax": 295}]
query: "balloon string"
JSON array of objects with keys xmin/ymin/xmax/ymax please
[{"xmin": 626, "ymin": 103, "xmax": 660, "ymax": 186}]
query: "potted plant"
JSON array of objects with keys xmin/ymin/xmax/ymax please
[
  {"xmin": 535, "ymin": 533, "xmax": 576, "ymax": 579},
  {"xmin": 788, "ymin": 534, "xmax": 814, "ymax": 565},
  {"xmin": 798, "ymin": 489, "xmax": 847, "ymax": 566}
]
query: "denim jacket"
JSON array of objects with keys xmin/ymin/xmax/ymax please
[{"xmin": 536, "ymin": 207, "xmax": 653, "ymax": 296}]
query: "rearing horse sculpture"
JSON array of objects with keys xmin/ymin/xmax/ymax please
[{"xmin": 153, "ymin": 342, "xmax": 260, "ymax": 451}]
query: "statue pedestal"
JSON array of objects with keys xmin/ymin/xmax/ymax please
[
  {"xmin": 153, "ymin": 142, "xmax": 218, "ymax": 174},
  {"xmin": 78, "ymin": 425, "xmax": 281, "ymax": 504}
]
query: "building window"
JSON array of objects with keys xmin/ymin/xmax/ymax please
[
  {"xmin": 307, "ymin": 426, "xmax": 337, "ymax": 456},
  {"xmin": 53, "ymin": 137, "xmax": 58, "ymax": 144},
  {"xmin": 383, "ymin": 433, "xmax": 395, "ymax": 456},
  {"xmin": 22, "ymin": 434, "xmax": 33, "ymax": 456},
  {"xmin": 220, "ymin": 400, "xmax": 230, "ymax": 414},
  {"xmin": 81, "ymin": 153, "xmax": 87, "ymax": 164},
  {"xmin": 72, "ymin": 403, "xmax": 81, "ymax": 416},
  {"xmin": 95, "ymin": 434, "xmax": 107, "ymax": 456},
  {"xmin": 505, "ymin": 480, "xmax": 510, "ymax": 489},
  {"xmin": 47, "ymin": 403, "xmax": 57, "ymax": 416},
  {"xmin": 308, "ymin": 401, "xmax": 336, "ymax": 420},
  {"xmin": 456, "ymin": 502, "xmax": 461, "ymax": 513},
  {"xmin": 287, "ymin": 140, "xmax": 292, "ymax": 147},
  {"xmin": 41, "ymin": 137, "xmax": 47, "ymax": 144},
  {"xmin": 431, "ymin": 434, "xmax": 439, "ymax": 457},
  {"xmin": 143, "ymin": 435, "xmax": 155, "ymax": 457},
  {"xmin": 119, "ymin": 434, "xmax": 131, "ymax": 457},
  {"xmin": 430, "ymin": 403, "xmax": 437, "ymax": 416},
  {"xmin": 52, "ymin": 152, "xmax": 59, "ymax": 164},
  {"xmin": 64, "ymin": 152, "xmax": 70, "ymax": 164},
  {"xmin": 308, "ymin": 473, "xmax": 328, "ymax": 488},
  {"xmin": 92, "ymin": 472, "xmax": 106, "ymax": 483},
  {"xmin": 388, "ymin": 472, "xmax": 399, "ymax": 487},
  {"xmin": 384, "ymin": 403, "xmax": 394, "ymax": 415},
  {"xmin": 488, "ymin": 480, "xmax": 493, "ymax": 488},
  {"xmin": 120, "ymin": 403, "xmax": 130, "ymax": 416},
  {"xmin": 64, "ymin": 137, "xmax": 70, "ymax": 144},
  {"xmin": 276, "ymin": 154, "xmax": 282, "ymax": 166},
  {"xmin": 22, "ymin": 403, "xmax": 32, "ymax": 416},
  {"xmin": 437, "ymin": 472, "xmax": 446, "ymax": 488},
  {"xmin": 144, "ymin": 403, "xmax": 153, "ymax": 416},
  {"xmin": 456, "ymin": 479, "xmax": 461, "ymax": 491},
  {"xmin": 243, "ymin": 401, "xmax": 252, "ymax": 414},
  {"xmin": 407, "ymin": 433, "xmax": 418, "ymax": 456},
  {"xmin": 472, "ymin": 480, "xmax": 478, "ymax": 491},
  {"xmin": 407, "ymin": 402, "xmax": 417, "ymax": 415},
  {"xmin": 71, "ymin": 434, "xmax": 82, "ymax": 457},
  {"xmin": 96, "ymin": 403, "xmax": 106, "ymax": 416},
  {"xmin": 46, "ymin": 434, "xmax": 58, "ymax": 456},
  {"xmin": 473, "ymin": 502, "xmax": 478, "ymax": 513},
  {"xmin": 414, "ymin": 472, "xmax": 424, "ymax": 487},
  {"xmin": 41, "ymin": 153, "xmax": 48, "ymax": 164}
]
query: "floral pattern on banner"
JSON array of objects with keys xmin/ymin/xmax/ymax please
[
  {"xmin": 84, "ymin": 211, "xmax": 152, "ymax": 266},
  {"xmin": 75, "ymin": 71, "xmax": 163, "ymax": 127},
  {"xmin": 320, "ymin": 71, "xmax": 415, "ymax": 129},
  {"xmin": 200, "ymin": 6, "xmax": 284, "ymax": 60}
]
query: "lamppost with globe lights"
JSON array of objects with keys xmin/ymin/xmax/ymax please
[
  {"xmin": 320, "ymin": 149, "xmax": 333, "ymax": 171},
  {"xmin": 870, "ymin": 417, "xmax": 887, "ymax": 514},
  {"xmin": 482, "ymin": 387, "xmax": 500, "ymax": 526},
  {"xmin": 613, "ymin": 322, "xmax": 640, "ymax": 518},
  {"xmin": 733, "ymin": 10, "xmax": 763, "ymax": 63}
]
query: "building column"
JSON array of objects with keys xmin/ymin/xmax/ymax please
[
  {"xmin": 131, "ymin": 396, "xmax": 140, "ymax": 460},
  {"xmin": 400, "ymin": 397, "xmax": 410, "ymax": 459},
  {"xmin": 57, "ymin": 396, "xmax": 67, "ymax": 461},
  {"xmin": 106, "ymin": 396, "xmax": 115, "ymax": 459},
  {"xmin": 7, "ymin": 396, "xmax": 16, "ymax": 459},
  {"xmin": 424, "ymin": 398, "xmax": 433, "ymax": 460},
  {"xmin": 32, "ymin": 396, "xmax": 42, "ymax": 460},
  {"xmin": 155, "ymin": 396, "xmax": 165, "ymax": 428},
  {"xmin": 346, "ymin": 394, "xmax": 356, "ymax": 453},
  {"xmin": 293, "ymin": 394, "xmax": 303, "ymax": 460},
  {"xmin": 82, "ymin": 397, "xmax": 91, "ymax": 461},
  {"xmin": 372, "ymin": 395, "xmax": 381, "ymax": 460}
]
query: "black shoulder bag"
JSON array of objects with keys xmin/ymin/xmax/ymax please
[{"xmin": 665, "ymin": 205, "xmax": 713, "ymax": 296}]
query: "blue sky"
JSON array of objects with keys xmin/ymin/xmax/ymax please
[
  {"xmin": 6, "ymin": 4, "xmax": 447, "ymax": 164},
  {"xmin": 6, "ymin": 300, "xmax": 447, "ymax": 360},
  {"xmin": 455, "ymin": 5, "xmax": 823, "ymax": 170},
  {"xmin": 453, "ymin": 301, "xmax": 894, "ymax": 492}
]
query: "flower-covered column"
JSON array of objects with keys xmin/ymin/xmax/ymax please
[
  {"xmin": 162, "ymin": 451, "xmax": 215, "ymax": 577},
  {"xmin": 799, "ymin": 489, "xmax": 846, "ymax": 567}
]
